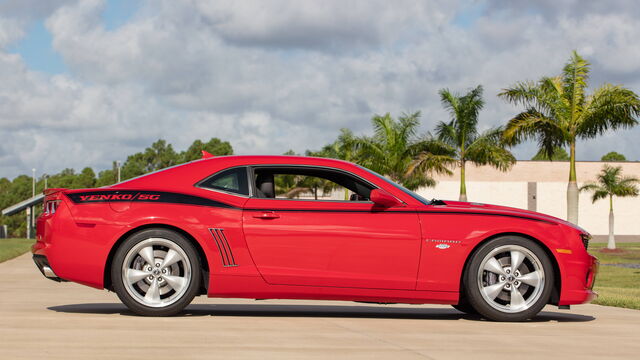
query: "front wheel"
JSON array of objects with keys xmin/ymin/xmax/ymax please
[
  {"xmin": 464, "ymin": 236, "xmax": 554, "ymax": 322},
  {"xmin": 451, "ymin": 302, "xmax": 478, "ymax": 315},
  {"xmin": 112, "ymin": 229, "xmax": 201, "ymax": 316}
]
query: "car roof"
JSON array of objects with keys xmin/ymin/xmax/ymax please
[
  {"xmin": 111, "ymin": 155, "xmax": 361, "ymax": 190},
  {"xmin": 200, "ymin": 155, "xmax": 352, "ymax": 165}
]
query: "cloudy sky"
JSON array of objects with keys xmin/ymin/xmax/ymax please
[{"xmin": 2, "ymin": 0, "xmax": 640, "ymax": 178}]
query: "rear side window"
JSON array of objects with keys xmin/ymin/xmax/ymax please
[{"xmin": 199, "ymin": 167, "xmax": 249, "ymax": 196}]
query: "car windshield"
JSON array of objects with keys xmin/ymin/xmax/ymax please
[{"xmin": 356, "ymin": 165, "xmax": 431, "ymax": 205}]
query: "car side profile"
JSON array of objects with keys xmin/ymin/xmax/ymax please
[{"xmin": 33, "ymin": 155, "xmax": 598, "ymax": 321}]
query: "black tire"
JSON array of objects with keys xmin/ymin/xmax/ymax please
[
  {"xmin": 464, "ymin": 236, "xmax": 554, "ymax": 322},
  {"xmin": 111, "ymin": 228, "xmax": 201, "ymax": 316},
  {"xmin": 451, "ymin": 300, "xmax": 478, "ymax": 315}
]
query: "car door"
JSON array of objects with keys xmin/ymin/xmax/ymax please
[{"xmin": 242, "ymin": 166, "xmax": 422, "ymax": 290}]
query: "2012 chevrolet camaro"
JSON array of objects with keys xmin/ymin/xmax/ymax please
[{"xmin": 33, "ymin": 155, "xmax": 598, "ymax": 321}]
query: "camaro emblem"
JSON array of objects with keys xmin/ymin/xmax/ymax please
[{"xmin": 427, "ymin": 239, "xmax": 461, "ymax": 249}]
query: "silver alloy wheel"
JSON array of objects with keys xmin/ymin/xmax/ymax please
[
  {"xmin": 476, "ymin": 244, "xmax": 545, "ymax": 313},
  {"xmin": 121, "ymin": 238, "xmax": 192, "ymax": 308}
]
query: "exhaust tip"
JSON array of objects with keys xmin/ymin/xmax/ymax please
[{"xmin": 42, "ymin": 265, "xmax": 58, "ymax": 278}]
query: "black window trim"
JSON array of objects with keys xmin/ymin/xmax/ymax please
[
  {"xmin": 247, "ymin": 164, "xmax": 384, "ymax": 204},
  {"xmin": 194, "ymin": 165, "xmax": 252, "ymax": 198}
]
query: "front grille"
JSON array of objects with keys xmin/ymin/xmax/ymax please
[{"xmin": 580, "ymin": 233, "xmax": 591, "ymax": 250}]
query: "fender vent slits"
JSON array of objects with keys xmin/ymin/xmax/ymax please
[{"xmin": 209, "ymin": 228, "xmax": 238, "ymax": 267}]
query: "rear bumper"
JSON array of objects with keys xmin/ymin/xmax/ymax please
[{"xmin": 32, "ymin": 254, "xmax": 66, "ymax": 282}]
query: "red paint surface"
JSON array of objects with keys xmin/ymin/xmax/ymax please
[{"xmin": 34, "ymin": 155, "xmax": 597, "ymax": 306}]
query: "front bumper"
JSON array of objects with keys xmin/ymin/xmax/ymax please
[
  {"xmin": 587, "ymin": 255, "xmax": 599, "ymax": 290},
  {"xmin": 32, "ymin": 255, "xmax": 66, "ymax": 282},
  {"xmin": 559, "ymin": 254, "xmax": 599, "ymax": 305}
]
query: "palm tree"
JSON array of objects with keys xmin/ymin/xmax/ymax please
[
  {"xmin": 499, "ymin": 51, "xmax": 640, "ymax": 224},
  {"xmin": 357, "ymin": 112, "xmax": 456, "ymax": 190},
  {"xmin": 432, "ymin": 85, "xmax": 515, "ymax": 201},
  {"xmin": 308, "ymin": 129, "xmax": 358, "ymax": 199},
  {"xmin": 276, "ymin": 150, "xmax": 336, "ymax": 200},
  {"xmin": 317, "ymin": 128, "xmax": 358, "ymax": 163},
  {"xmin": 531, "ymin": 146, "xmax": 569, "ymax": 161},
  {"xmin": 580, "ymin": 165, "xmax": 639, "ymax": 249}
]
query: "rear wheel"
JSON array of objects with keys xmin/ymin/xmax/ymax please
[
  {"xmin": 112, "ymin": 228, "xmax": 201, "ymax": 316},
  {"xmin": 464, "ymin": 236, "xmax": 554, "ymax": 321}
]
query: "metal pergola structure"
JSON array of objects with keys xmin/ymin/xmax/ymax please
[{"xmin": 1, "ymin": 194, "xmax": 44, "ymax": 239}]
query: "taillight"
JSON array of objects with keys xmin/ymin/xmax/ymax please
[
  {"xmin": 43, "ymin": 200, "xmax": 61, "ymax": 215},
  {"xmin": 42, "ymin": 188, "xmax": 67, "ymax": 216}
]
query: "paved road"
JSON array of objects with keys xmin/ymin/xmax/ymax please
[{"xmin": 1, "ymin": 253, "xmax": 638, "ymax": 360}]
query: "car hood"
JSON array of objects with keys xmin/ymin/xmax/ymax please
[{"xmin": 420, "ymin": 200, "xmax": 586, "ymax": 231}]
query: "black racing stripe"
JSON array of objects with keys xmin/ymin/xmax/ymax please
[
  {"xmin": 416, "ymin": 210, "xmax": 555, "ymax": 224},
  {"xmin": 243, "ymin": 208, "xmax": 406, "ymax": 213},
  {"xmin": 66, "ymin": 190, "xmax": 238, "ymax": 209},
  {"xmin": 65, "ymin": 190, "xmax": 554, "ymax": 224}
]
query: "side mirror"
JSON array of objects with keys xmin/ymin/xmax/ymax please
[{"xmin": 369, "ymin": 189, "xmax": 402, "ymax": 208}]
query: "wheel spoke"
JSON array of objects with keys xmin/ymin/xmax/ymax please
[
  {"xmin": 484, "ymin": 257, "xmax": 507, "ymax": 276},
  {"xmin": 139, "ymin": 246, "xmax": 155, "ymax": 266},
  {"xmin": 163, "ymin": 275, "xmax": 187, "ymax": 292},
  {"xmin": 144, "ymin": 279, "xmax": 161, "ymax": 304},
  {"xmin": 510, "ymin": 286, "xmax": 526, "ymax": 310},
  {"xmin": 126, "ymin": 269, "xmax": 149, "ymax": 284},
  {"xmin": 482, "ymin": 281, "xmax": 506, "ymax": 300},
  {"xmin": 518, "ymin": 270, "xmax": 542, "ymax": 287},
  {"xmin": 161, "ymin": 249, "xmax": 181, "ymax": 269},
  {"xmin": 510, "ymin": 250, "xmax": 525, "ymax": 272}
]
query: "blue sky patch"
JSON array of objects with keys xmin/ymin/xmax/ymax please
[
  {"xmin": 102, "ymin": 0, "xmax": 141, "ymax": 31},
  {"xmin": 9, "ymin": 0, "xmax": 141, "ymax": 75},
  {"xmin": 453, "ymin": 1, "xmax": 486, "ymax": 28},
  {"xmin": 9, "ymin": 21, "xmax": 66, "ymax": 74}
]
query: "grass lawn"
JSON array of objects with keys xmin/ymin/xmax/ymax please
[
  {"xmin": 0, "ymin": 238, "xmax": 34, "ymax": 263},
  {"xmin": 590, "ymin": 242, "xmax": 640, "ymax": 310}
]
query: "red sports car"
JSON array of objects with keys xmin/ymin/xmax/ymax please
[{"xmin": 33, "ymin": 155, "xmax": 598, "ymax": 321}]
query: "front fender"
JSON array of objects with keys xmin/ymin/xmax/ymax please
[{"xmin": 416, "ymin": 213, "xmax": 564, "ymax": 292}]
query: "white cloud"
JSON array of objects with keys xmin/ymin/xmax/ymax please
[
  {"xmin": 3, "ymin": 0, "xmax": 640, "ymax": 178},
  {"xmin": 192, "ymin": 0, "xmax": 456, "ymax": 51},
  {"xmin": 0, "ymin": 0, "xmax": 78, "ymax": 48},
  {"xmin": 0, "ymin": 18, "xmax": 26, "ymax": 48}
]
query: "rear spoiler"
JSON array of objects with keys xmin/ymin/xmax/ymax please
[
  {"xmin": 43, "ymin": 188, "xmax": 67, "ymax": 196},
  {"xmin": 201, "ymin": 150, "xmax": 214, "ymax": 159}
]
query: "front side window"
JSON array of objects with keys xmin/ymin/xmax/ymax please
[
  {"xmin": 252, "ymin": 167, "xmax": 373, "ymax": 201},
  {"xmin": 199, "ymin": 167, "xmax": 249, "ymax": 196}
]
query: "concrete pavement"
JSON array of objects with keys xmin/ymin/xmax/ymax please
[{"xmin": 1, "ymin": 253, "xmax": 639, "ymax": 360}]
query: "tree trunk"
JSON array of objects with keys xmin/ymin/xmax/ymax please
[
  {"xmin": 608, "ymin": 196, "xmax": 616, "ymax": 250},
  {"xmin": 567, "ymin": 181, "xmax": 579, "ymax": 224},
  {"xmin": 459, "ymin": 160, "xmax": 467, "ymax": 202},
  {"xmin": 566, "ymin": 142, "xmax": 579, "ymax": 224}
]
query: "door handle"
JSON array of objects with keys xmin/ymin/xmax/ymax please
[{"xmin": 252, "ymin": 211, "xmax": 280, "ymax": 219}]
